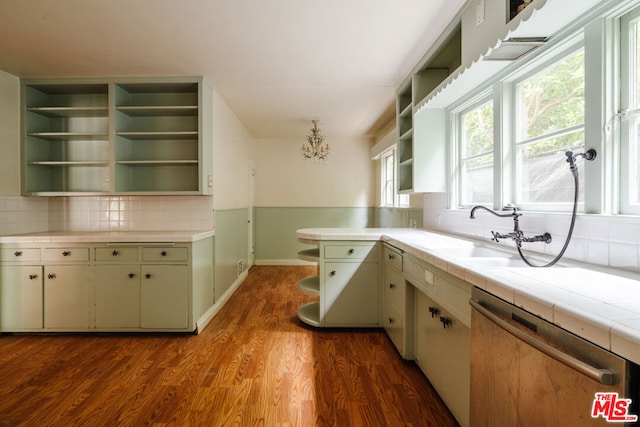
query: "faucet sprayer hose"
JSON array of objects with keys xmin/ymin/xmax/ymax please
[{"xmin": 516, "ymin": 161, "xmax": 580, "ymax": 268}]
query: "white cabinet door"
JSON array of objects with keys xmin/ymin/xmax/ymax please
[
  {"xmin": 323, "ymin": 261, "xmax": 379, "ymax": 326},
  {"xmin": 44, "ymin": 265, "xmax": 91, "ymax": 329},
  {"xmin": 94, "ymin": 265, "xmax": 141, "ymax": 328},
  {"xmin": 140, "ymin": 264, "xmax": 188, "ymax": 329},
  {"xmin": 0, "ymin": 265, "xmax": 43, "ymax": 330},
  {"xmin": 415, "ymin": 290, "xmax": 470, "ymax": 427}
]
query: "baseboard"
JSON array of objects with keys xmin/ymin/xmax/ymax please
[
  {"xmin": 195, "ymin": 269, "xmax": 249, "ymax": 334},
  {"xmin": 255, "ymin": 259, "xmax": 316, "ymax": 266}
]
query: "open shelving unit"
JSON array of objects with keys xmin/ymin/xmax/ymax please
[
  {"xmin": 297, "ymin": 243, "xmax": 320, "ymax": 327},
  {"xmin": 21, "ymin": 77, "xmax": 212, "ymax": 196},
  {"xmin": 23, "ymin": 83, "xmax": 111, "ymax": 194}
]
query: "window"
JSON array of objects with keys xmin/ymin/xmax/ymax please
[
  {"xmin": 380, "ymin": 147, "xmax": 409, "ymax": 207},
  {"xmin": 457, "ymin": 99, "xmax": 494, "ymax": 206},
  {"xmin": 621, "ymin": 7, "xmax": 640, "ymax": 214},
  {"xmin": 514, "ymin": 49, "xmax": 585, "ymax": 208}
]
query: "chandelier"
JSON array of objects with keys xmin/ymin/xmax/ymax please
[{"xmin": 301, "ymin": 120, "xmax": 330, "ymax": 160}]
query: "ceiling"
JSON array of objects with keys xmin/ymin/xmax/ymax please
[{"xmin": 0, "ymin": 0, "xmax": 467, "ymax": 139}]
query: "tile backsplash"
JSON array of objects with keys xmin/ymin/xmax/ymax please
[
  {"xmin": 423, "ymin": 192, "xmax": 640, "ymax": 274},
  {"xmin": 0, "ymin": 195, "xmax": 214, "ymax": 235}
]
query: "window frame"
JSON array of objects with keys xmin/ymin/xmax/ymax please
[
  {"xmin": 452, "ymin": 94, "xmax": 495, "ymax": 209},
  {"xmin": 620, "ymin": 6, "xmax": 640, "ymax": 214},
  {"xmin": 509, "ymin": 44, "xmax": 587, "ymax": 212},
  {"xmin": 380, "ymin": 146, "xmax": 409, "ymax": 208}
]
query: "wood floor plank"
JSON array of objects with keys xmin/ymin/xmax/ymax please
[{"xmin": 0, "ymin": 265, "xmax": 458, "ymax": 426}]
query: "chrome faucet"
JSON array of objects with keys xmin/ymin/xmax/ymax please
[{"xmin": 469, "ymin": 205, "xmax": 552, "ymax": 247}]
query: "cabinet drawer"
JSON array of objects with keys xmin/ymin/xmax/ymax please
[
  {"xmin": 384, "ymin": 267, "xmax": 405, "ymax": 312},
  {"xmin": 0, "ymin": 248, "xmax": 40, "ymax": 262},
  {"xmin": 383, "ymin": 245, "xmax": 403, "ymax": 271},
  {"xmin": 142, "ymin": 247, "xmax": 187, "ymax": 262},
  {"xmin": 43, "ymin": 248, "xmax": 89, "ymax": 262},
  {"xmin": 324, "ymin": 243, "xmax": 378, "ymax": 260},
  {"xmin": 95, "ymin": 247, "xmax": 139, "ymax": 262},
  {"xmin": 384, "ymin": 304, "xmax": 404, "ymax": 351}
]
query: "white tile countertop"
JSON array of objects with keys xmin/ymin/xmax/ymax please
[
  {"xmin": 0, "ymin": 230, "xmax": 215, "ymax": 243},
  {"xmin": 297, "ymin": 227, "xmax": 640, "ymax": 365}
]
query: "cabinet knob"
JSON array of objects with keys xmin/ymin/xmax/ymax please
[
  {"xmin": 62, "ymin": 251, "xmax": 71, "ymax": 256},
  {"xmin": 428, "ymin": 306, "xmax": 439, "ymax": 318},
  {"xmin": 28, "ymin": 274, "xmax": 38, "ymax": 280},
  {"xmin": 160, "ymin": 251, "xmax": 167, "ymax": 256},
  {"xmin": 145, "ymin": 273, "xmax": 151, "ymax": 279},
  {"xmin": 128, "ymin": 273, "xmax": 135, "ymax": 278},
  {"xmin": 348, "ymin": 248, "xmax": 355, "ymax": 254},
  {"xmin": 440, "ymin": 316, "xmax": 451, "ymax": 329},
  {"xmin": 14, "ymin": 251, "xmax": 23, "ymax": 257},
  {"xmin": 388, "ymin": 254, "xmax": 394, "ymax": 260},
  {"xmin": 329, "ymin": 270, "xmax": 336, "ymax": 276},
  {"xmin": 388, "ymin": 317, "xmax": 395, "ymax": 324},
  {"xmin": 112, "ymin": 250, "xmax": 119, "ymax": 256},
  {"xmin": 47, "ymin": 273, "xmax": 56, "ymax": 279},
  {"xmin": 389, "ymin": 283, "xmax": 396, "ymax": 289}
]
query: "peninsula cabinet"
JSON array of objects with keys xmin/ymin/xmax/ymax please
[
  {"xmin": 21, "ymin": 77, "xmax": 213, "ymax": 196},
  {"xmin": 297, "ymin": 239, "xmax": 381, "ymax": 327},
  {"xmin": 0, "ymin": 234, "xmax": 214, "ymax": 333}
]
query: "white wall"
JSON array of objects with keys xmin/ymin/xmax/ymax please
[
  {"xmin": 212, "ymin": 90, "xmax": 255, "ymax": 211},
  {"xmin": 253, "ymin": 136, "xmax": 374, "ymax": 207},
  {"xmin": 0, "ymin": 70, "xmax": 21, "ymax": 195}
]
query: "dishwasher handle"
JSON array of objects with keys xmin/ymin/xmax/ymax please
[{"xmin": 470, "ymin": 298, "xmax": 615, "ymax": 385}]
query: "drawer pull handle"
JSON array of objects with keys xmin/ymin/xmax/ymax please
[
  {"xmin": 112, "ymin": 250, "xmax": 119, "ymax": 256},
  {"xmin": 348, "ymin": 249, "xmax": 355, "ymax": 254},
  {"xmin": 389, "ymin": 283, "xmax": 396, "ymax": 289},
  {"xmin": 47, "ymin": 273, "xmax": 56, "ymax": 279},
  {"xmin": 440, "ymin": 316, "xmax": 451, "ymax": 329},
  {"xmin": 128, "ymin": 273, "xmax": 135, "ymax": 278},
  {"xmin": 62, "ymin": 251, "xmax": 71, "ymax": 256},
  {"xmin": 14, "ymin": 251, "xmax": 23, "ymax": 257},
  {"xmin": 428, "ymin": 306, "xmax": 439, "ymax": 318},
  {"xmin": 29, "ymin": 274, "xmax": 38, "ymax": 280},
  {"xmin": 161, "ymin": 251, "xmax": 167, "ymax": 256},
  {"xmin": 145, "ymin": 273, "xmax": 152, "ymax": 279}
]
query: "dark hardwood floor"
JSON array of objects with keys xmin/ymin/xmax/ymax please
[{"xmin": 0, "ymin": 265, "xmax": 458, "ymax": 426}]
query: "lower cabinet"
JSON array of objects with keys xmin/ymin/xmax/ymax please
[
  {"xmin": 94, "ymin": 265, "xmax": 141, "ymax": 328},
  {"xmin": 140, "ymin": 265, "xmax": 188, "ymax": 329},
  {"xmin": 415, "ymin": 289, "xmax": 470, "ymax": 427},
  {"xmin": 323, "ymin": 261, "xmax": 379, "ymax": 326},
  {"xmin": 0, "ymin": 265, "xmax": 43, "ymax": 330},
  {"xmin": 0, "ymin": 237, "xmax": 213, "ymax": 333},
  {"xmin": 44, "ymin": 265, "xmax": 91, "ymax": 329},
  {"xmin": 296, "ymin": 240, "xmax": 380, "ymax": 327},
  {"xmin": 94, "ymin": 264, "xmax": 188, "ymax": 329}
]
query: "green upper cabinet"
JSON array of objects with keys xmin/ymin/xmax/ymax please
[{"xmin": 21, "ymin": 77, "xmax": 213, "ymax": 196}]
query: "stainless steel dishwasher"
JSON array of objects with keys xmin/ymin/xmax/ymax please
[{"xmin": 470, "ymin": 287, "xmax": 639, "ymax": 426}]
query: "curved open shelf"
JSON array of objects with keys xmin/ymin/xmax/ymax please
[
  {"xmin": 297, "ymin": 302, "xmax": 320, "ymax": 327},
  {"xmin": 298, "ymin": 276, "xmax": 320, "ymax": 296},
  {"xmin": 298, "ymin": 248, "xmax": 320, "ymax": 263}
]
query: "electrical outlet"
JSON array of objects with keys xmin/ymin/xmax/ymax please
[
  {"xmin": 476, "ymin": 0, "xmax": 485, "ymax": 25},
  {"xmin": 207, "ymin": 175, "xmax": 213, "ymax": 187}
]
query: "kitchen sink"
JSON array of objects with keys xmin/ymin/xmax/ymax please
[
  {"xmin": 430, "ymin": 245, "xmax": 516, "ymax": 259},
  {"xmin": 454, "ymin": 257, "xmax": 527, "ymax": 268}
]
